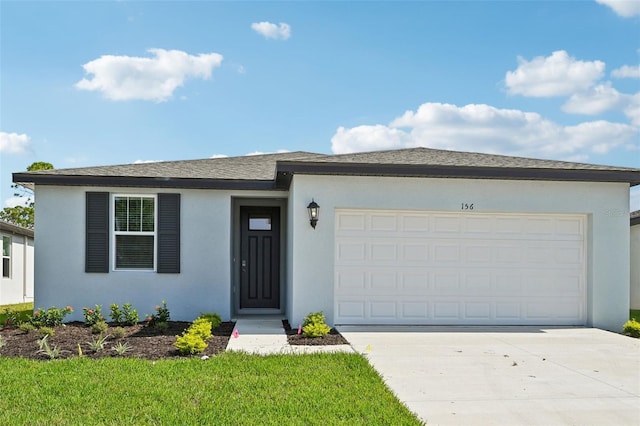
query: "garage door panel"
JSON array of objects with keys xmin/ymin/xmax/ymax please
[{"xmin": 335, "ymin": 210, "xmax": 586, "ymax": 325}]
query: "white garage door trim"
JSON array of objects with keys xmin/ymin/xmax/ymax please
[{"xmin": 334, "ymin": 209, "xmax": 587, "ymax": 325}]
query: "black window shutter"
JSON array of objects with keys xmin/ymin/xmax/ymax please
[
  {"xmin": 157, "ymin": 193, "xmax": 180, "ymax": 273},
  {"xmin": 86, "ymin": 192, "xmax": 109, "ymax": 273}
]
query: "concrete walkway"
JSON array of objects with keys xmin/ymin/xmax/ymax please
[
  {"xmin": 225, "ymin": 317, "xmax": 353, "ymax": 354},
  {"xmin": 338, "ymin": 326, "xmax": 640, "ymax": 426}
]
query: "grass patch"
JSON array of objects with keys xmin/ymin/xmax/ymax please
[
  {"xmin": 0, "ymin": 352, "xmax": 422, "ymax": 425},
  {"xmin": 0, "ymin": 302, "xmax": 33, "ymax": 325},
  {"xmin": 631, "ymin": 309, "xmax": 640, "ymax": 320}
]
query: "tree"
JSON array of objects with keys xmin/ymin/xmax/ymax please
[{"xmin": 0, "ymin": 161, "xmax": 54, "ymax": 229}]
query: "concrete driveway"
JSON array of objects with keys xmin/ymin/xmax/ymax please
[{"xmin": 338, "ymin": 326, "xmax": 640, "ymax": 425}]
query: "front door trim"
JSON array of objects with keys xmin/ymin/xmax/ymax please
[{"xmin": 231, "ymin": 198, "xmax": 286, "ymax": 316}]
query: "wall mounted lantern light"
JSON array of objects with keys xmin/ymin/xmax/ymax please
[{"xmin": 307, "ymin": 199, "xmax": 320, "ymax": 229}]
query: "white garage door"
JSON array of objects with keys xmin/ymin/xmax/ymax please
[{"xmin": 334, "ymin": 210, "xmax": 586, "ymax": 325}]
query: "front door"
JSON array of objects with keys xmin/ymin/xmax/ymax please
[{"xmin": 240, "ymin": 206, "xmax": 280, "ymax": 309}]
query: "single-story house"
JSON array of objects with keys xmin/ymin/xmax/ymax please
[
  {"xmin": 0, "ymin": 221, "xmax": 34, "ymax": 305},
  {"xmin": 632, "ymin": 210, "xmax": 640, "ymax": 311},
  {"xmin": 13, "ymin": 147, "xmax": 640, "ymax": 331}
]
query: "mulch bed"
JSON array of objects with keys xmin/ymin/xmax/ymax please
[
  {"xmin": 1, "ymin": 319, "xmax": 349, "ymax": 360},
  {"xmin": 0, "ymin": 321, "xmax": 235, "ymax": 361},
  {"xmin": 282, "ymin": 320, "xmax": 349, "ymax": 345}
]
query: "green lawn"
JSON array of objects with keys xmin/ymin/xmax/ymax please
[
  {"xmin": 0, "ymin": 302, "xmax": 33, "ymax": 326},
  {"xmin": 0, "ymin": 353, "xmax": 422, "ymax": 425}
]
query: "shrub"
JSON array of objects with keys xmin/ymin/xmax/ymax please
[
  {"xmin": 146, "ymin": 301, "xmax": 170, "ymax": 328},
  {"xmin": 19, "ymin": 323, "xmax": 35, "ymax": 334},
  {"xmin": 174, "ymin": 331, "xmax": 208, "ymax": 355},
  {"xmin": 302, "ymin": 311, "xmax": 330, "ymax": 338},
  {"xmin": 110, "ymin": 303, "xmax": 139, "ymax": 326},
  {"xmin": 173, "ymin": 318, "xmax": 213, "ymax": 355},
  {"xmin": 190, "ymin": 318, "xmax": 213, "ymax": 340},
  {"xmin": 31, "ymin": 306, "xmax": 73, "ymax": 327},
  {"xmin": 112, "ymin": 327, "xmax": 126, "ymax": 339},
  {"xmin": 38, "ymin": 327, "xmax": 55, "ymax": 338},
  {"xmin": 83, "ymin": 305, "xmax": 105, "ymax": 326},
  {"xmin": 623, "ymin": 319, "xmax": 640, "ymax": 338},
  {"xmin": 199, "ymin": 313, "xmax": 222, "ymax": 329},
  {"xmin": 91, "ymin": 321, "xmax": 109, "ymax": 334},
  {"xmin": 2, "ymin": 307, "xmax": 22, "ymax": 328}
]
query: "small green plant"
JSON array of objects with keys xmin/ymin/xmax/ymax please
[
  {"xmin": 112, "ymin": 341, "xmax": 132, "ymax": 356},
  {"xmin": 31, "ymin": 306, "xmax": 73, "ymax": 327},
  {"xmin": 38, "ymin": 327, "xmax": 55, "ymax": 338},
  {"xmin": 173, "ymin": 318, "xmax": 213, "ymax": 355},
  {"xmin": 19, "ymin": 323, "xmax": 36, "ymax": 334},
  {"xmin": 199, "ymin": 312, "xmax": 222, "ymax": 329},
  {"xmin": 36, "ymin": 335, "xmax": 62, "ymax": 359},
  {"xmin": 623, "ymin": 318, "xmax": 640, "ymax": 338},
  {"xmin": 146, "ymin": 301, "xmax": 170, "ymax": 328},
  {"xmin": 2, "ymin": 307, "xmax": 22, "ymax": 328},
  {"xmin": 0, "ymin": 334, "xmax": 6, "ymax": 350},
  {"xmin": 110, "ymin": 303, "xmax": 139, "ymax": 326},
  {"xmin": 112, "ymin": 327, "xmax": 126, "ymax": 339},
  {"xmin": 302, "ymin": 311, "xmax": 331, "ymax": 338},
  {"xmin": 86, "ymin": 334, "xmax": 110, "ymax": 352},
  {"xmin": 83, "ymin": 305, "xmax": 105, "ymax": 326},
  {"xmin": 91, "ymin": 320, "xmax": 109, "ymax": 334}
]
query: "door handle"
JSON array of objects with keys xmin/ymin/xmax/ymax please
[{"xmin": 241, "ymin": 260, "xmax": 247, "ymax": 272}]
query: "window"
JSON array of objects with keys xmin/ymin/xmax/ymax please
[
  {"xmin": 113, "ymin": 195, "xmax": 156, "ymax": 270},
  {"xmin": 2, "ymin": 236, "xmax": 10, "ymax": 278}
]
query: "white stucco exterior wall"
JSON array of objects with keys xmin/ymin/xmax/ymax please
[
  {"xmin": 33, "ymin": 185, "xmax": 286, "ymax": 322},
  {"xmin": 631, "ymin": 223, "xmax": 640, "ymax": 310},
  {"xmin": 287, "ymin": 175, "xmax": 630, "ymax": 332}
]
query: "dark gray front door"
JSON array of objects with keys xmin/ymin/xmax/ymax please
[{"xmin": 240, "ymin": 206, "xmax": 280, "ymax": 309}]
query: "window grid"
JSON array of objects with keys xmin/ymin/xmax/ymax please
[
  {"xmin": 2, "ymin": 235, "xmax": 11, "ymax": 278},
  {"xmin": 113, "ymin": 195, "xmax": 157, "ymax": 270}
]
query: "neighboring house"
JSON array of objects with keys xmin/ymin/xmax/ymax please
[
  {"xmin": 0, "ymin": 221, "xmax": 34, "ymax": 305},
  {"xmin": 632, "ymin": 210, "xmax": 640, "ymax": 311},
  {"xmin": 13, "ymin": 148, "xmax": 640, "ymax": 331}
]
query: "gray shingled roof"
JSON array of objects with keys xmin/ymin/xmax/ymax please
[
  {"xmin": 21, "ymin": 151, "xmax": 326, "ymax": 181},
  {"xmin": 305, "ymin": 147, "xmax": 638, "ymax": 171},
  {"xmin": 632, "ymin": 210, "xmax": 640, "ymax": 226},
  {"xmin": 13, "ymin": 147, "xmax": 640, "ymax": 189}
]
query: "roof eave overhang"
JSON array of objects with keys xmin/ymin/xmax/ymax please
[
  {"xmin": 12, "ymin": 173, "xmax": 278, "ymax": 191},
  {"xmin": 274, "ymin": 161, "xmax": 640, "ymax": 189},
  {"xmin": 631, "ymin": 216, "xmax": 640, "ymax": 226},
  {"xmin": 0, "ymin": 221, "xmax": 34, "ymax": 238}
]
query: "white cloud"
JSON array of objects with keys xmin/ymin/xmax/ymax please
[
  {"xmin": 596, "ymin": 0, "xmax": 640, "ymax": 17},
  {"xmin": 251, "ymin": 21, "xmax": 291, "ymax": 40},
  {"xmin": 562, "ymin": 83, "xmax": 625, "ymax": 115},
  {"xmin": 0, "ymin": 132, "xmax": 31, "ymax": 154},
  {"xmin": 133, "ymin": 159, "xmax": 161, "ymax": 164},
  {"xmin": 624, "ymin": 92, "xmax": 640, "ymax": 126},
  {"xmin": 210, "ymin": 154, "xmax": 228, "ymax": 159},
  {"xmin": 612, "ymin": 64, "xmax": 640, "ymax": 79},
  {"xmin": 505, "ymin": 50, "xmax": 605, "ymax": 97},
  {"xmin": 75, "ymin": 48, "xmax": 224, "ymax": 102},
  {"xmin": 331, "ymin": 102, "xmax": 637, "ymax": 161},
  {"xmin": 245, "ymin": 149, "xmax": 291, "ymax": 156}
]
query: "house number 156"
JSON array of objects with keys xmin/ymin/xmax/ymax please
[{"xmin": 461, "ymin": 203, "xmax": 474, "ymax": 210}]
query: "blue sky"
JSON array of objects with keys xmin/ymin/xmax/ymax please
[{"xmin": 1, "ymin": 0, "xmax": 639, "ymax": 210}]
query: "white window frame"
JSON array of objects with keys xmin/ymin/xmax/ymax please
[
  {"xmin": 112, "ymin": 194, "xmax": 157, "ymax": 271},
  {"xmin": 2, "ymin": 235, "xmax": 10, "ymax": 279}
]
